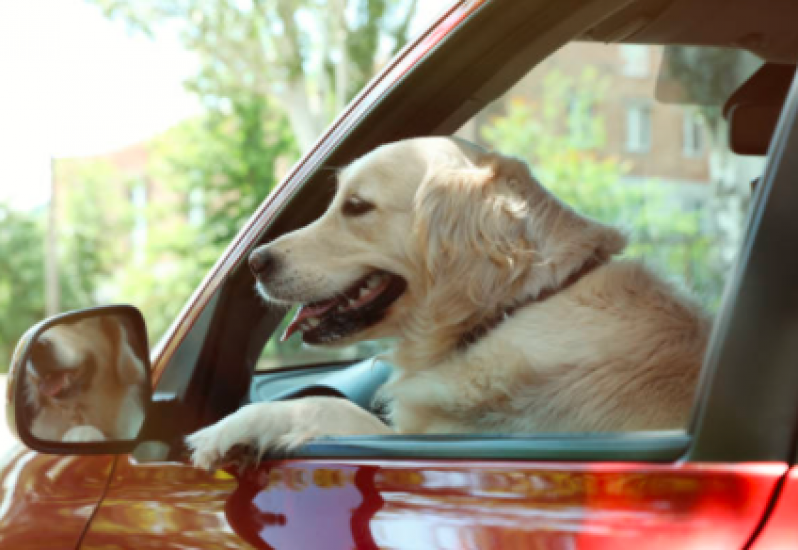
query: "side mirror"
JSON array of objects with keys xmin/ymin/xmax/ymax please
[{"xmin": 6, "ymin": 305, "xmax": 152, "ymax": 454}]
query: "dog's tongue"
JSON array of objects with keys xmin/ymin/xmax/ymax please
[
  {"xmin": 281, "ymin": 299, "xmax": 340, "ymax": 341},
  {"xmin": 39, "ymin": 372, "xmax": 71, "ymax": 398}
]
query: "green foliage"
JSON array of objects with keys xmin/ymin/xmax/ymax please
[
  {"xmin": 481, "ymin": 69, "xmax": 722, "ymax": 307},
  {"xmin": 57, "ymin": 159, "xmax": 135, "ymax": 305},
  {"xmin": 0, "ymin": 156, "xmax": 139, "ymax": 370},
  {"xmin": 659, "ymin": 46, "xmax": 760, "ymax": 135},
  {"xmin": 116, "ymin": 95, "xmax": 297, "ymax": 343},
  {"xmin": 2, "ymin": 1, "xmax": 426, "ymax": 369},
  {"xmin": 73, "ymin": 0, "xmax": 423, "ymax": 357},
  {"xmin": 0, "ymin": 206, "xmax": 47, "ymax": 367},
  {"xmin": 153, "ymin": 96, "xmax": 296, "ymax": 252},
  {"xmin": 89, "ymin": 0, "xmax": 421, "ymax": 146}
]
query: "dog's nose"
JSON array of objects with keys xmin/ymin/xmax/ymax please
[{"xmin": 249, "ymin": 248, "xmax": 277, "ymax": 276}]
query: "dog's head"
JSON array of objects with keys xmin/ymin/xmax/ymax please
[
  {"xmin": 252, "ymin": 137, "xmax": 625, "ymax": 348},
  {"xmin": 25, "ymin": 316, "xmax": 145, "ymax": 433}
]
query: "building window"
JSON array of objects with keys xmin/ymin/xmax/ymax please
[
  {"xmin": 619, "ymin": 45, "xmax": 650, "ymax": 78},
  {"xmin": 683, "ymin": 113, "xmax": 705, "ymax": 157},
  {"xmin": 131, "ymin": 182, "xmax": 148, "ymax": 263},
  {"xmin": 189, "ymin": 188, "xmax": 205, "ymax": 226},
  {"xmin": 625, "ymin": 103, "xmax": 652, "ymax": 153}
]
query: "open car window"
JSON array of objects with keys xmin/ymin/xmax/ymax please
[{"xmin": 256, "ymin": 41, "xmax": 766, "ymax": 373}]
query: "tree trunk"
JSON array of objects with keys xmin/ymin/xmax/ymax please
[
  {"xmin": 45, "ymin": 157, "xmax": 60, "ymax": 316},
  {"xmin": 275, "ymin": 79, "xmax": 327, "ymax": 153}
]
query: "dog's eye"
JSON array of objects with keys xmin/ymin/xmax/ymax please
[{"xmin": 342, "ymin": 196, "xmax": 375, "ymax": 217}]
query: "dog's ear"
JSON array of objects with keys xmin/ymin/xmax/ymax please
[
  {"xmin": 414, "ymin": 152, "xmax": 626, "ymax": 319},
  {"xmin": 100, "ymin": 317, "xmax": 145, "ymax": 387},
  {"xmin": 413, "ymin": 158, "xmax": 535, "ymax": 320}
]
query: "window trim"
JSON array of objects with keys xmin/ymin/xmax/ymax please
[{"xmin": 154, "ymin": 0, "xmax": 798, "ymax": 465}]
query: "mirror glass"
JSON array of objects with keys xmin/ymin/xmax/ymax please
[{"xmin": 22, "ymin": 313, "xmax": 148, "ymax": 443}]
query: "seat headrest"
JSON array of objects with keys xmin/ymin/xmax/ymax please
[{"xmin": 724, "ymin": 63, "xmax": 796, "ymax": 156}]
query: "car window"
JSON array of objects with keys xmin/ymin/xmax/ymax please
[
  {"xmin": 258, "ymin": 41, "xmax": 766, "ymax": 371},
  {"xmin": 456, "ymin": 42, "xmax": 765, "ymax": 311}
]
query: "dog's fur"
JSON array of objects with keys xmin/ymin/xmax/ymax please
[
  {"xmin": 26, "ymin": 317, "xmax": 146, "ymax": 442},
  {"xmin": 187, "ymin": 137, "xmax": 709, "ymax": 469}
]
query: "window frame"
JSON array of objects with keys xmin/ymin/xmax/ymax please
[
  {"xmin": 625, "ymin": 101, "xmax": 653, "ymax": 153},
  {"xmin": 151, "ymin": 0, "xmax": 798, "ymax": 465},
  {"xmin": 682, "ymin": 112, "xmax": 705, "ymax": 157},
  {"xmin": 566, "ymin": 94, "xmax": 596, "ymax": 148}
]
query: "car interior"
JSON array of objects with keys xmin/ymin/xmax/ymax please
[{"xmin": 141, "ymin": 0, "xmax": 798, "ymax": 464}]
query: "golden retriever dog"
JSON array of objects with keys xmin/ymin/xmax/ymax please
[
  {"xmin": 25, "ymin": 316, "xmax": 146, "ymax": 442},
  {"xmin": 187, "ymin": 137, "xmax": 710, "ymax": 469}
]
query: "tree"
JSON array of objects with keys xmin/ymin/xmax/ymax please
[
  {"xmin": 135, "ymin": 94, "xmax": 382, "ymax": 363},
  {"xmin": 90, "ymin": 0, "xmax": 421, "ymax": 151},
  {"xmin": 481, "ymin": 69, "xmax": 720, "ymax": 307},
  {"xmin": 81, "ymin": 0, "xmax": 432, "ymax": 354},
  {"xmin": 116, "ymin": 94, "xmax": 297, "ymax": 342},
  {"xmin": 0, "ymin": 205, "xmax": 48, "ymax": 367}
]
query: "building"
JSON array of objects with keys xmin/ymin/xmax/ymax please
[{"xmin": 457, "ymin": 42, "xmax": 715, "ymax": 211}]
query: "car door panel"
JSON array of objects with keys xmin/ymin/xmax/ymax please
[
  {"xmin": 0, "ymin": 447, "xmax": 114, "ymax": 549},
  {"xmin": 748, "ymin": 466, "xmax": 798, "ymax": 549},
  {"xmin": 79, "ymin": 455, "xmax": 784, "ymax": 549},
  {"xmin": 79, "ymin": 456, "xmax": 244, "ymax": 549}
]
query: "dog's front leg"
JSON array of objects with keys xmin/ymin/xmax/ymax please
[{"xmin": 186, "ymin": 396, "xmax": 393, "ymax": 470}]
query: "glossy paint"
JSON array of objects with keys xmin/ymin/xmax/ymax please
[
  {"xmin": 1, "ymin": 1, "xmax": 794, "ymax": 548},
  {"xmin": 0, "ymin": 444, "xmax": 114, "ymax": 549},
  {"xmin": 79, "ymin": 457, "xmax": 784, "ymax": 549},
  {"xmin": 749, "ymin": 466, "xmax": 798, "ymax": 549}
]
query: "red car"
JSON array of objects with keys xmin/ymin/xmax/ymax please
[{"xmin": 4, "ymin": 0, "xmax": 798, "ymax": 548}]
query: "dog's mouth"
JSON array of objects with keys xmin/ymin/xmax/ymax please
[{"xmin": 281, "ymin": 270, "xmax": 407, "ymax": 344}]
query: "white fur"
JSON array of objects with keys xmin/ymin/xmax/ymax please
[{"xmin": 187, "ymin": 137, "xmax": 709, "ymax": 469}]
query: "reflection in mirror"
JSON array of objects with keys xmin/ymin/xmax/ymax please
[{"xmin": 24, "ymin": 315, "xmax": 147, "ymax": 443}]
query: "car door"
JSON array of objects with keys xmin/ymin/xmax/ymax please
[
  {"xmin": 0, "ymin": 449, "xmax": 115, "ymax": 549},
  {"xmin": 79, "ymin": 0, "xmax": 798, "ymax": 548}
]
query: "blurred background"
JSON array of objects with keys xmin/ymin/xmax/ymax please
[
  {"xmin": 0, "ymin": 1, "xmax": 764, "ymax": 445},
  {"xmin": 0, "ymin": 0, "xmax": 450, "ymax": 448}
]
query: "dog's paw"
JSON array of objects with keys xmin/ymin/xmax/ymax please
[
  {"xmin": 185, "ymin": 397, "xmax": 393, "ymax": 471},
  {"xmin": 185, "ymin": 401, "xmax": 314, "ymax": 471},
  {"xmin": 62, "ymin": 425, "xmax": 106, "ymax": 442}
]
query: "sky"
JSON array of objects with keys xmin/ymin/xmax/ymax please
[
  {"xmin": 0, "ymin": 0, "xmax": 201, "ymax": 210},
  {"xmin": 0, "ymin": 0, "xmax": 451, "ymax": 211}
]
